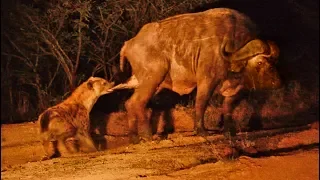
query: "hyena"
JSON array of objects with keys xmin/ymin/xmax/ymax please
[{"xmin": 38, "ymin": 77, "xmax": 114, "ymax": 160}]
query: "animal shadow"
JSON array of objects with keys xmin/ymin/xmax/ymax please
[
  {"xmin": 148, "ymin": 89, "xmax": 183, "ymax": 139},
  {"xmin": 90, "ymin": 110, "xmax": 108, "ymax": 151}
]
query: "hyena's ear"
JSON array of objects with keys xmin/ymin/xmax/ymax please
[{"xmin": 87, "ymin": 80, "xmax": 94, "ymax": 90}]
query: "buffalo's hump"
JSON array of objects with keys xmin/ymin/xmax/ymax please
[{"xmin": 131, "ymin": 8, "xmax": 258, "ymax": 56}]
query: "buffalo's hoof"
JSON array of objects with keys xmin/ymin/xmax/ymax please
[
  {"xmin": 223, "ymin": 125, "xmax": 236, "ymax": 138},
  {"xmin": 152, "ymin": 133, "xmax": 168, "ymax": 141},
  {"xmin": 139, "ymin": 132, "xmax": 153, "ymax": 143},
  {"xmin": 223, "ymin": 115, "xmax": 237, "ymax": 138},
  {"xmin": 50, "ymin": 151, "xmax": 61, "ymax": 159},
  {"xmin": 223, "ymin": 132, "xmax": 234, "ymax": 139},
  {"xmin": 223, "ymin": 127, "xmax": 237, "ymax": 140},
  {"xmin": 242, "ymin": 147, "xmax": 258, "ymax": 155},
  {"xmin": 223, "ymin": 123, "xmax": 236, "ymax": 138},
  {"xmin": 40, "ymin": 156, "xmax": 50, "ymax": 161},
  {"xmin": 129, "ymin": 134, "xmax": 140, "ymax": 144},
  {"xmin": 223, "ymin": 146, "xmax": 239, "ymax": 159},
  {"xmin": 195, "ymin": 128, "xmax": 209, "ymax": 136}
]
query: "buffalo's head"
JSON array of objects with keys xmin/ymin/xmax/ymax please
[
  {"xmin": 229, "ymin": 39, "xmax": 282, "ymax": 90},
  {"xmin": 243, "ymin": 41, "xmax": 282, "ymax": 90}
]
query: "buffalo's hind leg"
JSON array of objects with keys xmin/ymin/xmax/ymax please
[
  {"xmin": 125, "ymin": 86, "xmax": 162, "ymax": 144},
  {"xmin": 125, "ymin": 73, "xmax": 168, "ymax": 144}
]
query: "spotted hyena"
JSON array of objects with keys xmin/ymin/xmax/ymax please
[{"xmin": 37, "ymin": 77, "xmax": 114, "ymax": 160}]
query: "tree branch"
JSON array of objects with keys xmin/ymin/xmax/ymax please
[
  {"xmin": 47, "ymin": 63, "xmax": 60, "ymax": 90},
  {"xmin": 3, "ymin": 33, "xmax": 34, "ymax": 69},
  {"xmin": 75, "ymin": 14, "xmax": 83, "ymax": 75}
]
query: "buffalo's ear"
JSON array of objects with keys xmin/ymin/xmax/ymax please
[{"xmin": 87, "ymin": 80, "xmax": 94, "ymax": 90}]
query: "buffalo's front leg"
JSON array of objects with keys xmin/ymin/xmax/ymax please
[
  {"xmin": 221, "ymin": 96, "xmax": 237, "ymax": 137},
  {"xmin": 195, "ymin": 78, "xmax": 220, "ymax": 136}
]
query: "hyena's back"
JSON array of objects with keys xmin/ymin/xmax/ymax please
[{"xmin": 38, "ymin": 106, "xmax": 81, "ymax": 140}]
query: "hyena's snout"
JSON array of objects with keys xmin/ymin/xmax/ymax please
[{"xmin": 103, "ymin": 81, "xmax": 115, "ymax": 94}]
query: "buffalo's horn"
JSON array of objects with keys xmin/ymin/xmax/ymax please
[
  {"xmin": 265, "ymin": 40, "xmax": 280, "ymax": 64},
  {"xmin": 229, "ymin": 39, "xmax": 269, "ymax": 62},
  {"xmin": 256, "ymin": 40, "xmax": 280, "ymax": 64}
]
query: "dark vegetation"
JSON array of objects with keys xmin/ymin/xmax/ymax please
[{"xmin": 1, "ymin": 0, "xmax": 318, "ymax": 125}]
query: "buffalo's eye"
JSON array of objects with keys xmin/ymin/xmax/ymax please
[
  {"xmin": 258, "ymin": 62, "xmax": 262, "ymax": 65},
  {"xmin": 269, "ymin": 67, "xmax": 274, "ymax": 70}
]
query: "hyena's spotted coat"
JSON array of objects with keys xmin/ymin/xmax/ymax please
[{"xmin": 38, "ymin": 77, "xmax": 114, "ymax": 160}]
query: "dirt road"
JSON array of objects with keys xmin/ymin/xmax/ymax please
[{"xmin": 1, "ymin": 121, "xmax": 319, "ymax": 180}]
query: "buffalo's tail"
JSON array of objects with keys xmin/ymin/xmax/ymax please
[{"xmin": 119, "ymin": 41, "xmax": 127, "ymax": 72}]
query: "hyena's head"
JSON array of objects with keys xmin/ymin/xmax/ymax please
[{"xmin": 86, "ymin": 77, "xmax": 115, "ymax": 96}]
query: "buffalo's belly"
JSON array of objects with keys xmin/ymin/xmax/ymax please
[
  {"xmin": 160, "ymin": 64, "xmax": 197, "ymax": 95},
  {"xmin": 160, "ymin": 77, "xmax": 196, "ymax": 95}
]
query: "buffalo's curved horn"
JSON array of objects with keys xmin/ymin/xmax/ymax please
[
  {"xmin": 263, "ymin": 40, "xmax": 280, "ymax": 64},
  {"xmin": 229, "ymin": 39, "xmax": 269, "ymax": 62},
  {"xmin": 267, "ymin": 40, "xmax": 280, "ymax": 58},
  {"xmin": 252, "ymin": 40, "xmax": 280, "ymax": 63}
]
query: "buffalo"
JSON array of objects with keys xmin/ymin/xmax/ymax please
[{"xmin": 109, "ymin": 8, "xmax": 281, "ymax": 143}]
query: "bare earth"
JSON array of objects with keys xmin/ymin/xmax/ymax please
[{"xmin": 1, "ymin": 114, "xmax": 319, "ymax": 180}]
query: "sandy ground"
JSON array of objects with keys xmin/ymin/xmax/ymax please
[{"xmin": 1, "ymin": 118, "xmax": 319, "ymax": 180}]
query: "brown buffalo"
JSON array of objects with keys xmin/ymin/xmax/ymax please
[{"xmin": 109, "ymin": 8, "xmax": 281, "ymax": 143}]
